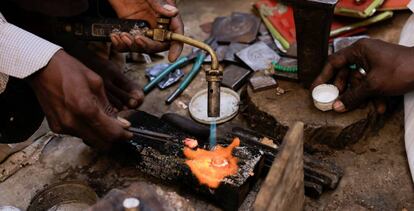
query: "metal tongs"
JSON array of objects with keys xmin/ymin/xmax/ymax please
[{"xmin": 127, "ymin": 127, "xmax": 176, "ymax": 144}]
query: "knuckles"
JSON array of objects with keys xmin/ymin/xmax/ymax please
[
  {"xmin": 88, "ymin": 74, "xmax": 105, "ymax": 91},
  {"xmin": 365, "ymin": 76, "xmax": 383, "ymax": 94},
  {"xmin": 73, "ymin": 97, "xmax": 100, "ymax": 118}
]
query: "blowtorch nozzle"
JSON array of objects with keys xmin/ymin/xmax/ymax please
[
  {"xmin": 206, "ymin": 66, "xmax": 223, "ymax": 117},
  {"xmin": 208, "ymin": 81, "xmax": 221, "ymax": 117}
]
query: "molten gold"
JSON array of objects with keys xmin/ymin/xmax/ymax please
[{"xmin": 184, "ymin": 138, "xmax": 240, "ymax": 188}]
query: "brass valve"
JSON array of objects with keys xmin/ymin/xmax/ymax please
[
  {"xmin": 145, "ymin": 17, "xmax": 173, "ymax": 42},
  {"xmin": 145, "ymin": 17, "xmax": 223, "ymax": 117}
]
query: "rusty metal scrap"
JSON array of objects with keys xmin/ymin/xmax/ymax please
[
  {"xmin": 212, "ymin": 12, "xmax": 261, "ymax": 44},
  {"xmin": 237, "ymin": 41, "xmax": 280, "ymax": 71}
]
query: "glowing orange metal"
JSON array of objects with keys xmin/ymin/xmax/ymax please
[{"xmin": 183, "ymin": 138, "xmax": 240, "ymax": 189}]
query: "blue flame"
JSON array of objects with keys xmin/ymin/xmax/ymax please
[{"xmin": 209, "ymin": 121, "xmax": 217, "ymax": 149}]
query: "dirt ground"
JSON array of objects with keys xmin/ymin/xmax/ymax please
[{"xmin": 0, "ymin": 0, "xmax": 413, "ymax": 210}]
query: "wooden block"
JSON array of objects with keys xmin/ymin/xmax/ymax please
[
  {"xmin": 254, "ymin": 122, "xmax": 305, "ymax": 211},
  {"xmin": 244, "ymin": 80, "xmax": 383, "ymax": 148}
]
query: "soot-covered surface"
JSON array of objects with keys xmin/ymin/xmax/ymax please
[{"xmin": 125, "ymin": 111, "xmax": 264, "ymax": 210}]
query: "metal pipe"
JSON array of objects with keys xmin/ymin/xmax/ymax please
[
  {"xmin": 169, "ymin": 33, "xmax": 222, "ymax": 117},
  {"xmin": 144, "ymin": 29, "xmax": 219, "ymax": 70},
  {"xmin": 144, "ymin": 17, "xmax": 222, "ymax": 117},
  {"xmin": 170, "ymin": 33, "xmax": 219, "ymax": 70}
]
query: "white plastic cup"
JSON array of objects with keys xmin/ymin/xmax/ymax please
[{"xmin": 312, "ymin": 84, "xmax": 339, "ymax": 112}]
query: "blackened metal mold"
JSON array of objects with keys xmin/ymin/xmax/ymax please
[
  {"xmin": 212, "ymin": 12, "xmax": 261, "ymax": 44},
  {"xmin": 124, "ymin": 111, "xmax": 264, "ymax": 210}
]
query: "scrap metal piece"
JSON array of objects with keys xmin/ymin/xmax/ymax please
[
  {"xmin": 222, "ymin": 64, "xmax": 252, "ymax": 90},
  {"xmin": 249, "ymin": 72, "xmax": 278, "ymax": 92},
  {"xmin": 282, "ymin": 0, "xmax": 338, "ymax": 87},
  {"xmin": 224, "ymin": 42, "xmax": 249, "ymax": 63},
  {"xmin": 145, "ymin": 63, "xmax": 184, "ymax": 89},
  {"xmin": 212, "ymin": 12, "xmax": 261, "ymax": 44},
  {"xmin": 237, "ymin": 41, "xmax": 281, "ymax": 72},
  {"xmin": 258, "ymin": 35, "xmax": 279, "ymax": 51}
]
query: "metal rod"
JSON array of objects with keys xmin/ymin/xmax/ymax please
[
  {"xmin": 144, "ymin": 17, "xmax": 222, "ymax": 117},
  {"xmin": 128, "ymin": 127, "xmax": 173, "ymax": 140},
  {"xmin": 170, "ymin": 33, "xmax": 219, "ymax": 70}
]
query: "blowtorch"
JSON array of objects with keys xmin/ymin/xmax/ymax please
[{"xmin": 56, "ymin": 16, "xmax": 223, "ymax": 117}]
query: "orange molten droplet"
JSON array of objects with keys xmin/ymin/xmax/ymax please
[{"xmin": 183, "ymin": 138, "xmax": 240, "ymax": 188}]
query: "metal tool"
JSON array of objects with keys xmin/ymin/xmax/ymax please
[
  {"xmin": 143, "ymin": 38, "xmax": 215, "ymax": 104},
  {"xmin": 249, "ymin": 73, "xmax": 278, "ymax": 92},
  {"xmin": 236, "ymin": 41, "xmax": 280, "ymax": 72},
  {"xmin": 54, "ymin": 17, "xmax": 149, "ymax": 42},
  {"xmin": 282, "ymin": 0, "xmax": 338, "ymax": 88},
  {"xmin": 165, "ymin": 51, "xmax": 206, "ymax": 104},
  {"xmin": 127, "ymin": 127, "xmax": 175, "ymax": 143},
  {"xmin": 56, "ymin": 16, "xmax": 222, "ymax": 117},
  {"xmin": 144, "ymin": 17, "xmax": 223, "ymax": 117}
]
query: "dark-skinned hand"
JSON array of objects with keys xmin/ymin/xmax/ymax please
[
  {"xmin": 49, "ymin": 35, "xmax": 144, "ymax": 111},
  {"xmin": 27, "ymin": 50, "xmax": 133, "ymax": 150},
  {"xmin": 311, "ymin": 38, "xmax": 414, "ymax": 113},
  {"xmin": 108, "ymin": 0, "xmax": 184, "ymax": 62}
]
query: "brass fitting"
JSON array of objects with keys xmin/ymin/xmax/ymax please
[
  {"xmin": 145, "ymin": 17, "xmax": 223, "ymax": 117},
  {"xmin": 145, "ymin": 17, "xmax": 173, "ymax": 42},
  {"xmin": 144, "ymin": 18, "xmax": 219, "ymax": 70}
]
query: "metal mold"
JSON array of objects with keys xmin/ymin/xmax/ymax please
[
  {"xmin": 124, "ymin": 111, "xmax": 265, "ymax": 210},
  {"xmin": 212, "ymin": 13, "xmax": 261, "ymax": 44},
  {"xmin": 224, "ymin": 42, "xmax": 249, "ymax": 63},
  {"xmin": 236, "ymin": 41, "xmax": 280, "ymax": 71},
  {"xmin": 222, "ymin": 64, "xmax": 252, "ymax": 90}
]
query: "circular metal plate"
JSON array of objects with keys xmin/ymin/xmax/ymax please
[
  {"xmin": 27, "ymin": 182, "xmax": 98, "ymax": 211},
  {"xmin": 189, "ymin": 88, "xmax": 240, "ymax": 125}
]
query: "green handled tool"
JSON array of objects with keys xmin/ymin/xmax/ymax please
[
  {"xmin": 143, "ymin": 38, "xmax": 215, "ymax": 103},
  {"xmin": 166, "ymin": 52, "xmax": 206, "ymax": 104},
  {"xmin": 143, "ymin": 56, "xmax": 189, "ymax": 93}
]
